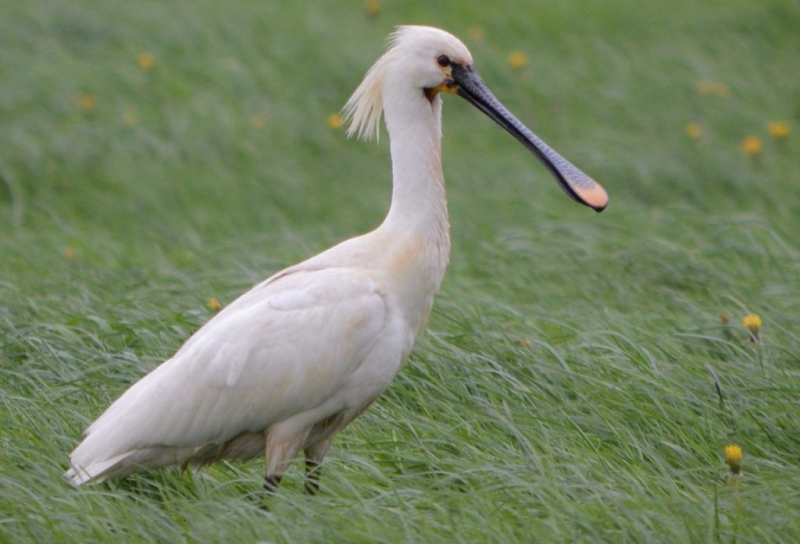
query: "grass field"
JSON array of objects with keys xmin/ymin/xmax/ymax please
[{"xmin": 2, "ymin": 0, "xmax": 799, "ymax": 541}]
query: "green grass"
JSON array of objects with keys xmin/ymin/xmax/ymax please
[{"xmin": 2, "ymin": 0, "xmax": 799, "ymax": 541}]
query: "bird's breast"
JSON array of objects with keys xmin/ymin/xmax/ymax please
[{"xmin": 381, "ymin": 232, "xmax": 449, "ymax": 334}]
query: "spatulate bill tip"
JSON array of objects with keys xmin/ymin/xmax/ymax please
[{"xmin": 575, "ymin": 182, "xmax": 609, "ymax": 212}]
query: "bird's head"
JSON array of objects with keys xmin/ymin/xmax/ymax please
[
  {"xmin": 386, "ymin": 26, "xmax": 474, "ymax": 96},
  {"xmin": 345, "ymin": 26, "xmax": 608, "ymax": 212}
]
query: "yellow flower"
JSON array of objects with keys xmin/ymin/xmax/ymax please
[
  {"xmin": 138, "ymin": 52, "xmax": 155, "ymax": 71},
  {"xmin": 467, "ymin": 26, "xmax": 485, "ymax": 43},
  {"xmin": 767, "ymin": 120, "xmax": 790, "ymax": 139},
  {"xmin": 696, "ymin": 80, "xmax": 714, "ymax": 95},
  {"xmin": 507, "ymin": 51, "xmax": 528, "ymax": 70},
  {"xmin": 364, "ymin": 0, "xmax": 380, "ymax": 15},
  {"xmin": 64, "ymin": 248, "xmax": 76, "ymax": 260},
  {"xmin": 76, "ymin": 93, "xmax": 96, "ymax": 111},
  {"xmin": 696, "ymin": 80, "xmax": 729, "ymax": 97},
  {"xmin": 123, "ymin": 109, "xmax": 138, "ymax": 125},
  {"xmin": 740, "ymin": 136, "xmax": 762, "ymax": 156},
  {"xmin": 685, "ymin": 123, "xmax": 703, "ymax": 139},
  {"xmin": 742, "ymin": 314, "xmax": 761, "ymax": 337},
  {"xmin": 725, "ymin": 444, "xmax": 743, "ymax": 475},
  {"xmin": 327, "ymin": 113, "xmax": 343, "ymax": 130},
  {"xmin": 251, "ymin": 114, "xmax": 266, "ymax": 129},
  {"xmin": 208, "ymin": 296, "xmax": 222, "ymax": 312}
]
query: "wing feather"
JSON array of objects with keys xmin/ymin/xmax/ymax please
[{"xmin": 70, "ymin": 267, "xmax": 387, "ymax": 476}]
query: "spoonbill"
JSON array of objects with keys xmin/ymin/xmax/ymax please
[{"xmin": 66, "ymin": 26, "xmax": 608, "ymax": 493}]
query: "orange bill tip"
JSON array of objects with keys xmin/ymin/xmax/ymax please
[{"xmin": 576, "ymin": 183, "xmax": 609, "ymax": 212}]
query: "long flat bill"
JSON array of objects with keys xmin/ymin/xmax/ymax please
[{"xmin": 451, "ymin": 63, "xmax": 608, "ymax": 212}]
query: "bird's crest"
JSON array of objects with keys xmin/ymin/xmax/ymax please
[{"xmin": 342, "ymin": 31, "xmax": 399, "ymax": 141}]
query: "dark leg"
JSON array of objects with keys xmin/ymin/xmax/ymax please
[
  {"xmin": 263, "ymin": 430, "xmax": 307, "ymax": 498},
  {"xmin": 264, "ymin": 474, "xmax": 283, "ymax": 494},
  {"xmin": 303, "ymin": 436, "xmax": 333, "ymax": 496},
  {"xmin": 304, "ymin": 459, "xmax": 321, "ymax": 495}
]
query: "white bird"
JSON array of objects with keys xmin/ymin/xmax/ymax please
[{"xmin": 66, "ymin": 26, "xmax": 608, "ymax": 493}]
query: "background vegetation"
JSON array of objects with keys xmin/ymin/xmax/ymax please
[{"xmin": 1, "ymin": 0, "xmax": 798, "ymax": 541}]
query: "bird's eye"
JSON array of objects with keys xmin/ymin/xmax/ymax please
[{"xmin": 437, "ymin": 54, "xmax": 451, "ymax": 67}]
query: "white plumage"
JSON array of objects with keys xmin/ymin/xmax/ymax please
[{"xmin": 67, "ymin": 26, "xmax": 607, "ymax": 491}]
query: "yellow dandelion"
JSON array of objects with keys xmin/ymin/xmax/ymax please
[
  {"xmin": 138, "ymin": 52, "xmax": 155, "ymax": 71},
  {"xmin": 685, "ymin": 123, "xmax": 703, "ymax": 139},
  {"xmin": 364, "ymin": 0, "xmax": 380, "ymax": 16},
  {"xmin": 696, "ymin": 80, "xmax": 728, "ymax": 97},
  {"xmin": 740, "ymin": 136, "xmax": 762, "ymax": 157},
  {"xmin": 251, "ymin": 114, "xmax": 266, "ymax": 129},
  {"xmin": 696, "ymin": 80, "xmax": 715, "ymax": 95},
  {"xmin": 123, "ymin": 109, "xmax": 137, "ymax": 125},
  {"xmin": 742, "ymin": 314, "xmax": 761, "ymax": 339},
  {"xmin": 767, "ymin": 120, "xmax": 790, "ymax": 139},
  {"xmin": 507, "ymin": 51, "xmax": 528, "ymax": 70},
  {"xmin": 327, "ymin": 113, "xmax": 343, "ymax": 130},
  {"xmin": 725, "ymin": 444, "xmax": 743, "ymax": 475},
  {"xmin": 64, "ymin": 248, "xmax": 76, "ymax": 261},
  {"xmin": 76, "ymin": 93, "xmax": 96, "ymax": 111},
  {"xmin": 467, "ymin": 26, "xmax": 485, "ymax": 43},
  {"xmin": 208, "ymin": 296, "xmax": 222, "ymax": 312}
]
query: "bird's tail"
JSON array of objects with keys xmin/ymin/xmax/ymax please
[
  {"xmin": 65, "ymin": 445, "xmax": 194, "ymax": 485},
  {"xmin": 64, "ymin": 452, "xmax": 132, "ymax": 485}
]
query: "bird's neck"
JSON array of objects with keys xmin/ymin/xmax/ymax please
[
  {"xmin": 381, "ymin": 92, "xmax": 450, "ymax": 255},
  {"xmin": 374, "ymin": 89, "xmax": 450, "ymax": 331}
]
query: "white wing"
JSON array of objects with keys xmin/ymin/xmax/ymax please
[{"xmin": 68, "ymin": 266, "xmax": 388, "ymax": 481}]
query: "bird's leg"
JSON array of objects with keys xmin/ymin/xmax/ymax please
[
  {"xmin": 263, "ymin": 474, "xmax": 282, "ymax": 494},
  {"xmin": 303, "ymin": 437, "xmax": 333, "ymax": 495},
  {"xmin": 304, "ymin": 459, "xmax": 320, "ymax": 495},
  {"xmin": 263, "ymin": 430, "xmax": 307, "ymax": 496}
]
